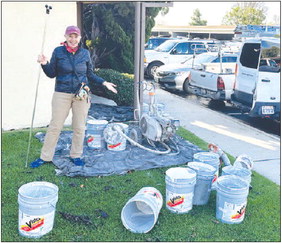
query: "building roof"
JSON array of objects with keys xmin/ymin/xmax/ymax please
[{"xmin": 152, "ymin": 25, "xmax": 237, "ymax": 34}]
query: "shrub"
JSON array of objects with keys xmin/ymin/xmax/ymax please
[{"xmin": 89, "ymin": 69, "xmax": 134, "ymax": 106}]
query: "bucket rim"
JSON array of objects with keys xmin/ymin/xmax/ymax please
[
  {"xmin": 193, "ymin": 151, "xmax": 220, "ymax": 159},
  {"xmin": 187, "ymin": 162, "xmax": 217, "ymax": 175},
  {"xmin": 216, "ymin": 175, "xmax": 249, "ymax": 191},
  {"xmin": 18, "ymin": 181, "xmax": 58, "ymax": 200},
  {"xmin": 222, "ymin": 165, "xmax": 252, "ymax": 176},
  {"xmin": 166, "ymin": 167, "xmax": 197, "ymax": 181}
]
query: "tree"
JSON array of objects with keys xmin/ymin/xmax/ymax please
[
  {"xmin": 222, "ymin": 2, "xmax": 267, "ymax": 25},
  {"xmin": 83, "ymin": 3, "xmax": 163, "ymax": 74},
  {"xmin": 189, "ymin": 9, "xmax": 207, "ymax": 26}
]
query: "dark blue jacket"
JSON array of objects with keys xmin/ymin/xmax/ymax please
[{"xmin": 41, "ymin": 46, "xmax": 105, "ymax": 93}]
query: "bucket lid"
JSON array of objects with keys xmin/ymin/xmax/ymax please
[
  {"xmin": 166, "ymin": 167, "xmax": 196, "ymax": 183},
  {"xmin": 222, "ymin": 165, "xmax": 251, "ymax": 177},
  {"xmin": 87, "ymin": 119, "xmax": 108, "ymax": 125},
  {"xmin": 187, "ymin": 162, "xmax": 216, "ymax": 176},
  {"xmin": 217, "ymin": 175, "xmax": 249, "ymax": 192}
]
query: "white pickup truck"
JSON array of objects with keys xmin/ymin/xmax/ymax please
[
  {"xmin": 231, "ymin": 38, "xmax": 280, "ymax": 120},
  {"xmin": 186, "ymin": 54, "xmax": 237, "ymax": 107}
]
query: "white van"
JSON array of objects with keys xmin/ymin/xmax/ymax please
[
  {"xmin": 231, "ymin": 38, "xmax": 280, "ymax": 120},
  {"xmin": 144, "ymin": 39, "xmax": 219, "ymax": 78}
]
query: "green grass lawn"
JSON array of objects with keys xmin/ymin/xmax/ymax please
[{"xmin": 1, "ymin": 127, "xmax": 280, "ymax": 242}]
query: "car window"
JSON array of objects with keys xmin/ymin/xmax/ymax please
[
  {"xmin": 211, "ymin": 57, "xmax": 220, "ymax": 63},
  {"xmin": 269, "ymin": 59, "xmax": 277, "ymax": 67},
  {"xmin": 188, "ymin": 42, "xmax": 207, "ymax": 54},
  {"xmin": 240, "ymin": 43, "xmax": 261, "ymax": 69},
  {"xmin": 222, "ymin": 56, "xmax": 237, "ymax": 62},
  {"xmin": 171, "ymin": 43, "xmax": 188, "ymax": 54},
  {"xmin": 155, "ymin": 40, "xmax": 178, "ymax": 52},
  {"xmin": 259, "ymin": 59, "xmax": 267, "ymax": 66}
]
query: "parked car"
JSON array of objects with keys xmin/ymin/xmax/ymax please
[
  {"xmin": 144, "ymin": 39, "xmax": 220, "ymax": 78},
  {"xmin": 155, "ymin": 52, "xmax": 237, "ymax": 93},
  {"xmin": 231, "ymin": 38, "xmax": 280, "ymax": 120},
  {"xmin": 145, "ymin": 37, "xmax": 171, "ymax": 50}
]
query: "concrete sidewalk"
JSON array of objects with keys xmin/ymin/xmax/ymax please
[{"xmin": 148, "ymin": 88, "xmax": 280, "ymax": 185}]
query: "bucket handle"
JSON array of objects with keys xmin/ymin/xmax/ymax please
[{"xmin": 48, "ymin": 202, "xmax": 57, "ymax": 208}]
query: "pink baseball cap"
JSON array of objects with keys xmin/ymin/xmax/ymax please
[{"xmin": 65, "ymin": 26, "xmax": 81, "ymax": 36}]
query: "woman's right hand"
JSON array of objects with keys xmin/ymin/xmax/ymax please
[{"xmin": 37, "ymin": 54, "xmax": 48, "ymax": 65}]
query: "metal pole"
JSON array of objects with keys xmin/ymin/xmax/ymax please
[
  {"xmin": 134, "ymin": 2, "xmax": 141, "ymax": 121},
  {"xmin": 25, "ymin": 5, "xmax": 52, "ymax": 167},
  {"xmin": 138, "ymin": 3, "xmax": 146, "ymax": 114}
]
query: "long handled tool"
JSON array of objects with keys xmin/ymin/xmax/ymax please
[{"xmin": 25, "ymin": 5, "xmax": 52, "ymax": 167}]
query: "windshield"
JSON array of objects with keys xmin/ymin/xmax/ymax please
[
  {"xmin": 155, "ymin": 40, "xmax": 178, "ymax": 52},
  {"xmin": 182, "ymin": 53, "xmax": 217, "ymax": 65}
]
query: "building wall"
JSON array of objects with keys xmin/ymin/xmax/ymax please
[{"xmin": 2, "ymin": 2, "xmax": 77, "ymax": 130}]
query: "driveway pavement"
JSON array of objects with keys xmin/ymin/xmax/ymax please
[{"xmin": 145, "ymin": 87, "xmax": 280, "ymax": 185}]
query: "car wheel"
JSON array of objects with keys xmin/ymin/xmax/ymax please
[
  {"xmin": 208, "ymin": 100, "xmax": 226, "ymax": 110},
  {"xmin": 183, "ymin": 79, "xmax": 191, "ymax": 94},
  {"xmin": 147, "ymin": 62, "xmax": 163, "ymax": 79}
]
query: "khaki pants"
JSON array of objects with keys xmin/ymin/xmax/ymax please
[{"xmin": 40, "ymin": 92, "xmax": 91, "ymax": 161}]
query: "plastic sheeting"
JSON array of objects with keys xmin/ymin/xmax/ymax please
[
  {"xmin": 35, "ymin": 129, "xmax": 202, "ymax": 177},
  {"xmin": 88, "ymin": 104, "xmax": 134, "ymax": 122}
]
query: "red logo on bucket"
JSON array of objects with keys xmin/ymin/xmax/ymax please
[
  {"xmin": 231, "ymin": 205, "xmax": 246, "ymax": 219},
  {"xmin": 167, "ymin": 196, "xmax": 184, "ymax": 207},
  {"xmin": 212, "ymin": 174, "xmax": 218, "ymax": 183},
  {"xmin": 87, "ymin": 136, "xmax": 94, "ymax": 143},
  {"xmin": 108, "ymin": 143, "xmax": 121, "ymax": 149},
  {"xmin": 20, "ymin": 218, "xmax": 44, "ymax": 232},
  {"xmin": 143, "ymin": 190, "xmax": 161, "ymax": 199}
]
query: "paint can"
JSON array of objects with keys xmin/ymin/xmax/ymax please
[
  {"xmin": 187, "ymin": 162, "xmax": 217, "ymax": 205},
  {"xmin": 121, "ymin": 187, "xmax": 163, "ymax": 233},
  {"xmin": 86, "ymin": 119, "xmax": 108, "ymax": 149},
  {"xmin": 165, "ymin": 167, "xmax": 197, "ymax": 213},
  {"xmin": 18, "ymin": 181, "xmax": 58, "ymax": 238},
  {"xmin": 104, "ymin": 123, "xmax": 128, "ymax": 151},
  {"xmin": 222, "ymin": 166, "xmax": 252, "ymax": 185},
  {"xmin": 216, "ymin": 175, "xmax": 249, "ymax": 224},
  {"xmin": 193, "ymin": 152, "xmax": 220, "ymax": 184}
]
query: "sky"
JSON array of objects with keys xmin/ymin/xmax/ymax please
[{"xmin": 154, "ymin": 1, "xmax": 281, "ymax": 26}]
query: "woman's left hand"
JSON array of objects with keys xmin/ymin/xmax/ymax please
[{"xmin": 103, "ymin": 81, "xmax": 118, "ymax": 94}]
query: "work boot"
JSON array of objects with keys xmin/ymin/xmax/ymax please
[
  {"xmin": 71, "ymin": 158, "xmax": 85, "ymax": 166},
  {"xmin": 30, "ymin": 158, "xmax": 51, "ymax": 168}
]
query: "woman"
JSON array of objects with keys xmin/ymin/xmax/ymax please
[{"xmin": 30, "ymin": 26, "xmax": 117, "ymax": 168}]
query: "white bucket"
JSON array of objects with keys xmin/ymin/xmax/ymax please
[
  {"xmin": 18, "ymin": 181, "xmax": 59, "ymax": 238},
  {"xmin": 193, "ymin": 152, "xmax": 220, "ymax": 185},
  {"xmin": 233, "ymin": 154, "xmax": 254, "ymax": 171},
  {"xmin": 216, "ymin": 175, "xmax": 249, "ymax": 224},
  {"xmin": 104, "ymin": 123, "xmax": 128, "ymax": 151},
  {"xmin": 165, "ymin": 167, "xmax": 197, "ymax": 214},
  {"xmin": 86, "ymin": 119, "xmax": 108, "ymax": 149},
  {"xmin": 121, "ymin": 187, "xmax": 163, "ymax": 233},
  {"xmin": 187, "ymin": 162, "xmax": 217, "ymax": 205}
]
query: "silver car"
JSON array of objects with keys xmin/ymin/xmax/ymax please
[{"xmin": 154, "ymin": 52, "xmax": 237, "ymax": 93}]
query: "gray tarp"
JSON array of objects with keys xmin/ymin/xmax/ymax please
[
  {"xmin": 35, "ymin": 130, "xmax": 202, "ymax": 177},
  {"xmin": 35, "ymin": 104, "xmax": 202, "ymax": 177}
]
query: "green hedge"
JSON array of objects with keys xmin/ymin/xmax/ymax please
[{"xmin": 89, "ymin": 69, "xmax": 134, "ymax": 106}]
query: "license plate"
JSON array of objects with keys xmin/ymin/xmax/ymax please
[{"xmin": 262, "ymin": 106, "xmax": 274, "ymax": 115}]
